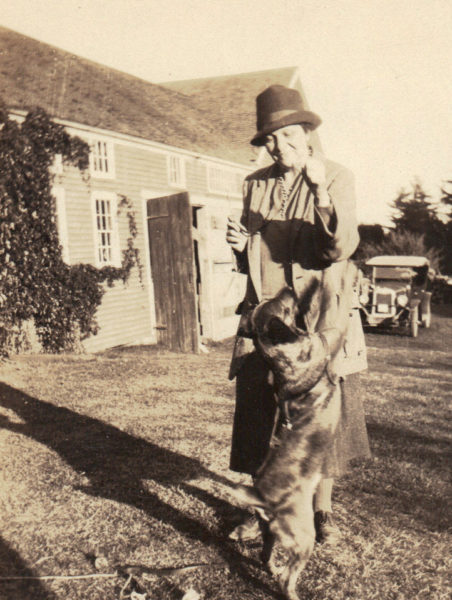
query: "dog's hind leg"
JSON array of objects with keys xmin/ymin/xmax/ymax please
[
  {"xmin": 279, "ymin": 550, "xmax": 311, "ymax": 600},
  {"xmin": 276, "ymin": 485, "xmax": 317, "ymax": 599},
  {"xmin": 259, "ymin": 518, "xmax": 277, "ymax": 572}
]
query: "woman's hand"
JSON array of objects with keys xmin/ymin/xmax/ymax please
[
  {"xmin": 305, "ymin": 158, "xmax": 331, "ymax": 208},
  {"xmin": 226, "ymin": 216, "xmax": 249, "ymax": 253}
]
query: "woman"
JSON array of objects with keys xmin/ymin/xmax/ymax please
[{"xmin": 226, "ymin": 84, "xmax": 370, "ymax": 544}]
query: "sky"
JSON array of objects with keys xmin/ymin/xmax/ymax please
[{"xmin": 1, "ymin": 0, "xmax": 451, "ymax": 225}]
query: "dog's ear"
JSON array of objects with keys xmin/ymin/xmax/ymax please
[
  {"xmin": 265, "ymin": 317, "xmax": 298, "ymax": 345},
  {"xmin": 237, "ymin": 311, "xmax": 254, "ymax": 339}
]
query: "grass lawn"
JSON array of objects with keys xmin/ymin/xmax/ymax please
[{"xmin": 0, "ymin": 306, "xmax": 451, "ymax": 600}]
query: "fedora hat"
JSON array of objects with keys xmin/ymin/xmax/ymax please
[{"xmin": 251, "ymin": 85, "xmax": 321, "ymax": 146}]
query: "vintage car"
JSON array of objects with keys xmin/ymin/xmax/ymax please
[{"xmin": 358, "ymin": 255, "xmax": 433, "ymax": 337}]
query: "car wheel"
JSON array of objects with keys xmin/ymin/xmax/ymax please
[{"xmin": 410, "ymin": 306, "xmax": 419, "ymax": 337}]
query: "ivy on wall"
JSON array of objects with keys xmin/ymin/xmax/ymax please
[{"xmin": 0, "ymin": 104, "xmax": 142, "ymax": 355}]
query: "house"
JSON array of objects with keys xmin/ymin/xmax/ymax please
[{"xmin": 0, "ymin": 26, "xmax": 319, "ymax": 353}]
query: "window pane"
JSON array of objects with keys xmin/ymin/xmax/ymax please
[
  {"xmin": 169, "ymin": 155, "xmax": 184, "ymax": 184},
  {"xmin": 91, "ymin": 140, "xmax": 113, "ymax": 174},
  {"xmin": 95, "ymin": 196, "xmax": 117, "ymax": 265}
]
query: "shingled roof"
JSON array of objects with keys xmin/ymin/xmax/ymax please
[
  {"xmin": 0, "ymin": 27, "xmax": 321, "ymax": 166},
  {"xmin": 161, "ymin": 67, "xmax": 323, "ymax": 159},
  {"xmin": 0, "ymin": 26, "xmax": 250, "ymax": 164}
]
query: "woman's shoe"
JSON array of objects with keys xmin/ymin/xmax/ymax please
[{"xmin": 314, "ymin": 511, "xmax": 340, "ymax": 544}]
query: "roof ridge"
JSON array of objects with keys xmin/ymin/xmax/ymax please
[{"xmin": 160, "ymin": 65, "xmax": 298, "ymax": 86}]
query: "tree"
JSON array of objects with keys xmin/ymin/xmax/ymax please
[
  {"xmin": 352, "ymin": 224, "xmax": 386, "ymax": 267},
  {"xmin": 389, "ymin": 179, "xmax": 451, "ymax": 274},
  {"xmin": 391, "ymin": 180, "xmax": 441, "ymax": 239},
  {"xmin": 440, "ymin": 179, "xmax": 452, "ymax": 216},
  {"xmin": 438, "ymin": 179, "xmax": 452, "ymax": 273},
  {"xmin": 358, "ymin": 224, "xmax": 386, "ymax": 246},
  {"xmin": 356, "ymin": 229, "xmax": 442, "ymax": 274}
]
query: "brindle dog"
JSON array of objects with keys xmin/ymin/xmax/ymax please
[{"xmin": 232, "ymin": 262, "xmax": 357, "ymax": 600}]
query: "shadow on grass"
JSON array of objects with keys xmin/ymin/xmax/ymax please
[
  {"xmin": 0, "ymin": 536, "xmax": 57, "ymax": 600},
  {"xmin": 0, "ymin": 383, "xmax": 282, "ymax": 600},
  {"xmin": 390, "ymin": 360, "xmax": 452, "ymax": 372},
  {"xmin": 355, "ymin": 421, "xmax": 452, "ymax": 532},
  {"xmin": 367, "ymin": 421, "xmax": 451, "ymax": 475}
]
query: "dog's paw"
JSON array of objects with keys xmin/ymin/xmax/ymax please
[{"xmin": 228, "ymin": 516, "xmax": 261, "ymax": 541}]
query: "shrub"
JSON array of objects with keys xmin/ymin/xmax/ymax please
[{"xmin": 0, "ymin": 104, "xmax": 141, "ymax": 355}]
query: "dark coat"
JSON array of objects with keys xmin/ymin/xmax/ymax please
[{"xmin": 229, "ymin": 156, "xmax": 370, "ymax": 476}]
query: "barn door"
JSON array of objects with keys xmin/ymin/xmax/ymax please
[{"xmin": 147, "ymin": 193, "xmax": 199, "ymax": 352}]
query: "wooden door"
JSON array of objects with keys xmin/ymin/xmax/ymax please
[{"xmin": 147, "ymin": 193, "xmax": 199, "ymax": 352}]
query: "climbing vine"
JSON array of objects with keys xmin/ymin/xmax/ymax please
[{"xmin": 0, "ymin": 103, "xmax": 142, "ymax": 354}]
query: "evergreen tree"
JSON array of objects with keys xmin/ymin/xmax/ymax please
[
  {"xmin": 390, "ymin": 179, "xmax": 450, "ymax": 273},
  {"xmin": 439, "ymin": 179, "xmax": 452, "ymax": 273},
  {"xmin": 440, "ymin": 179, "xmax": 452, "ymax": 217},
  {"xmin": 391, "ymin": 180, "xmax": 439, "ymax": 238}
]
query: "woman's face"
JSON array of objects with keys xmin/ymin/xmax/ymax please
[{"xmin": 264, "ymin": 124, "xmax": 310, "ymax": 171}]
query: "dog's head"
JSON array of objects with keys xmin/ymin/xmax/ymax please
[
  {"xmin": 241, "ymin": 263, "xmax": 357, "ymax": 374},
  {"xmin": 251, "ymin": 287, "xmax": 301, "ymax": 345},
  {"xmin": 239, "ymin": 285, "xmax": 330, "ymax": 396},
  {"xmin": 238, "ymin": 283, "xmax": 316, "ymax": 342}
]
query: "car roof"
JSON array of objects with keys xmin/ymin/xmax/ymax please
[{"xmin": 365, "ymin": 255, "xmax": 430, "ymax": 268}]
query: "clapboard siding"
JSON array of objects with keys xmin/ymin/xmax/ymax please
[
  {"xmin": 63, "ymin": 169, "xmax": 97, "ymax": 265},
  {"xmin": 56, "ymin": 141, "xmax": 156, "ymax": 351},
  {"xmin": 115, "ymin": 145, "xmax": 168, "ymax": 190},
  {"xmin": 186, "ymin": 159, "xmax": 208, "ymax": 193},
  {"xmin": 82, "ymin": 270, "xmax": 153, "ymax": 353},
  {"xmin": 54, "ymin": 129, "xmax": 250, "ymax": 351}
]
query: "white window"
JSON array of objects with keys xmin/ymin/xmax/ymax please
[
  {"xmin": 89, "ymin": 139, "xmax": 115, "ymax": 179},
  {"xmin": 168, "ymin": 154, "xmax": 186, "ymax": 187},
  {"xmin": 92, "ymin": 192, "xmax": 120, "ymax": 267},
  {"xmin": 207, "ymin": 165, "xmax": 244, "ymax": 196}
]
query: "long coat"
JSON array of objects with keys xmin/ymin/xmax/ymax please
[
  {"xmin": 229, "ymin": 155, "xmax": 367, "ymax": 381},
  {"xmin": 229, "ymin": 155, "xmax": 370, "ymax": 476}
]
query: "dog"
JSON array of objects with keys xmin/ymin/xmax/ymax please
[{"xmin": 231, "ymin": 262, "xmax": 357, "ymax": 600}]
